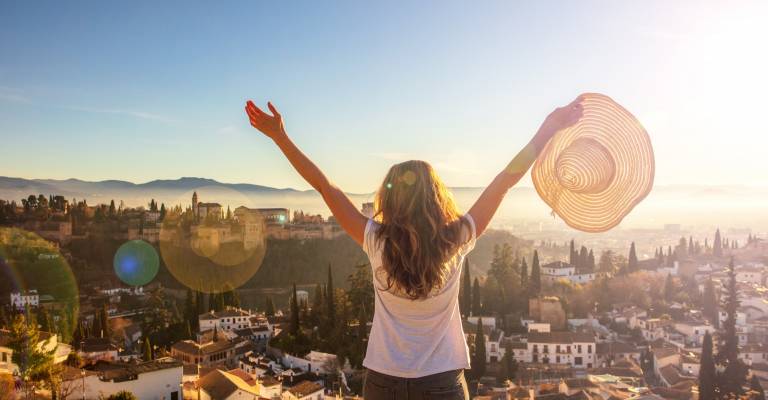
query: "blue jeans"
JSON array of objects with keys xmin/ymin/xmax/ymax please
[{"xmin": 363, "ymin": 368, "xmax": 469, "ymax": 399}]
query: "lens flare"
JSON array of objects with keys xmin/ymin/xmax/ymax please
[
  {"xmin": 159, "ymin": 186, "xmax": 267, "ymax": 293},
  {"xmin": 0, "ymin": 227, "xmax": 79, "ymax": 339},
  {"xmin": 113, "ymin": 240, "xmax": 160, "ymax": 286}
]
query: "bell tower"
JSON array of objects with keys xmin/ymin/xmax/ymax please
[{"xmin": 192, "ymin": 191, "xmax": 198, "ymax": 218}]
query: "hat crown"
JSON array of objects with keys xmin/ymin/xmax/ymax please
[{"xmin": 555, "ymin": 138, "xmax": 616, "ymax": 194}]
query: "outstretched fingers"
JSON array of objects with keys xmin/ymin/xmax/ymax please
[{"xmin": 267, "ymin": 102, "xmax": 281, "ymax": 119}]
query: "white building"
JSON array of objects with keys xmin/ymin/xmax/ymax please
[
  {"xmin": 10, "ymin": 290, "xmax": 39, "ymax": 309},
  {"xmin": 541, "ymin": 262, "xmax": 596, "ymax": 284},
  {"xmin": 62, "ymin": 358, "xmax": 183, "ymax": 400},
  {"xmin": 673, "ymin": 320, "xmax": 715, "ymax": 347},
  {"xmin": 283, "ymin": 350, "xmax": 339, "ymax": 375},
  {"xmin": 199, "ymin": 308, "xmax": 266, "ymax": 332},
  {"xmin": 736, "ymin": 266, "xmax": 765, "ymax": 285},
  {"xmin": 523, "ymin": 332, "xmax": 596, "ymax": 368},
  {"xmin": 629, "ymin": 315, "xmax": 666, "ymax": 341},
  {"xmin": 719, "ymin": 310, "xmax": 748, "ymax": 327}
]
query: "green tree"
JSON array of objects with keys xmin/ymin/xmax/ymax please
[
  {"xmin": 460, "ymin": 258, "xmax": 472, "ymax": 318},
  {"xmin": 699, "ymin": 331, "xmax": 716, "ymax": 400},
  {"xmin": 714, "ymin": 228, "xmax": 723, "ymax": 257},
  {"xmin": 530, "ymin": 251, "xmax": 541, "ymax": 297},
  {"xmin": 569, "ymin": 240, "xmax": 577, "ymax": 266},
  {"xmin": 264, "ymin": 296, "xmax": 275, "ymax": 317},
  {"xmin": 627, "ymin": 242, "xmax": 638, "ymax": 274},
  {"xmin": 326, "ymin": 264, "xmax": 336, "ymax": 331},
  {"xmin": 716, "ymin": 258, "xmax": 748, "ymax": 396},
  {"xmin": 347, "ymin": 263, "xmax": 374, "ymax": 326},
  {"xmin": 598, "ymin": 250, "xmax": 616, "ymax": 274},
  {"xmin": 498, "ymin": 343, "xmax": 517, "ymax": 384},
  {"xmin": 471, "ymin": 278, "xmax": 482, "ymax": 316},
  {"xmin": 290, "ymin": 283, "xmax": 300, "ymax": 335},
  {"xmin": 703, "ymin": 277, "xmax": 719, "ymax": 329},
  {"xmin": 520, "ymin": 257, "xmax": 528, "ymax": 290},
  {"xmin": 471, "ymin": 318, "xmax": 487, "ymax": 379},
  {"xmin": 6, "ymin": 314, "xmax": 56, "ymax": 397},
  {"xmin": 143, "ymin": 337, "xmax": 153, "ymax": 361}
]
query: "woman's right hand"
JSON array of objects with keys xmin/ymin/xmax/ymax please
[
  {"xmin": 245, "ymin": 100, "xmax": 288, "ymax": 141},
  {"xmin": 542, "ymin": 95, "xmax": 585, "ymax": 135}
]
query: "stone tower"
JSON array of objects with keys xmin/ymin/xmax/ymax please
[{"xmin": 192, "ymin": 191, "xmax": 198, "ymax": 218}]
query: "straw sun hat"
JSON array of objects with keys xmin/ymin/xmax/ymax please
[{"xmin": 531, "ymin": 93, "xmax": 654, "ymax": 233}]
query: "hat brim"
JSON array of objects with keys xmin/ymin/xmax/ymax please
[{"xmin": 531, "ymin": 93, "xmax": 655, "ymax": 233}]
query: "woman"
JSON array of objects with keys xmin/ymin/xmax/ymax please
[{"xmin": 245, "ymin": 97, "xmax": 583, "ymax": 399}]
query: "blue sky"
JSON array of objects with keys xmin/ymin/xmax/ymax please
[{"xmin": 1, "ymin": 1, "xmax": 766, "ymax": 193}]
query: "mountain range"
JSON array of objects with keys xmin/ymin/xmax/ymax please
[{"xmin": 2, "ymin": 176, "xmax": 767, "ymax": 231}]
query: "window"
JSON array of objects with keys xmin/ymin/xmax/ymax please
[
  {"xmin": 588, "ymin": 345, "xmax": 592, "ymax": 354},
  {"xmin": 556, "ymin": 345, "xmax": 561, "ymax": 353},
  {"xmin": 543, "ymin": 345, "xmax": 549, "ymax": 354},
  {"xmin": 575, "ymin": 357, "xmax": 582, "ymax": 365},
  {"xmin": 577, "ymin": 345, "xmax": 582, "ymax": 353}
]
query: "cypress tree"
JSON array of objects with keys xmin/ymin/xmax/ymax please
[
  {"xmin": 471, "ymin": 278, "xmax": 481, "ymax": 316},
  {"xmin": 460, "ymin": 258, "xmax": 472, "ymax": 318},
  {"xmin": 264, "ymin": 296, "xmax": 275, "ymax": 317},
  {"xmin": 326, "ymin": 264, "xmax": 336, "ymax": 329},
  {"xmin": 627, "ymin": 242, "xmax": 638, "ymax": 273},
  {"xmin": 587, "ymin": 249, "xmax": 596, "ymax": 271},
  {"xmin": 143, "ymin": 337, "xmax": 152, "ymax": 361},
  {"xmin": 714, "ymin": 229, "xmax": 723, "ymax": 257},
  {"xmin": 530, "ymin": 251, "xmax": 541, "ymax": 297},
  {"xmin": 716, "ymin": 258, "xmax": 748, "ymax": 396},
  {"xmin": 472, "ymin": 318, "xmax": 487, "ymax": 379},
  {"xmin": 699, "ymin": 331, "xmax": 716, "ymax": 400},
  {"xmin": 520, "ymin": 258, "xmax": 528, "ymax": 291},
  {"xmin": 703, "ymin": 278, "xmax": 718, "ymax": 328},
  {"xmin": 569, "ymin": 240, "xmax": 576, "ymax": 266},
  {"xmin": 579, "ymin": 246, "xmax": 588, "ymax": 270},
  {"xmin": 290, "ymin": 283, "xmax": 300, "ymax": 336}
]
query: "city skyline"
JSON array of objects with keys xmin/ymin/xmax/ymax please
[{"xmin": 2, "ymin": 1, "xmax": 767, "ymax": 193}]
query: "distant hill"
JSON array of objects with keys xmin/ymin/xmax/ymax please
[{"xmin": 2, "ymin": 176, "xmax": 767, "ymax": 230}]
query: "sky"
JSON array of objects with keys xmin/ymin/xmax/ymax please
[{"xmin": 1, "ymin": 1, "xmax": 767, "ymax": 193}]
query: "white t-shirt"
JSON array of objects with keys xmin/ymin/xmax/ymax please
[{"xmin": 361, "ymin": 214, "xmax": 477, "ymax": 378}]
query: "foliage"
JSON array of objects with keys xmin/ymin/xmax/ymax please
[
  {"xmin": 471, "ymin": 319, "xmax": 486, "ymax": 379},
  {"xmin": 106, "ymin": 390, "xmax": 139, "ymax": 400},
  {"xmin": 699, "ymin": 331, "xmax": 716, "ymax": 400},
  {"xmin": 716, "ymin": 258, "xmax": 748, "ymax": 397},
  {"xmin": 460, "ymin": 258, "xmax": 472, "ymax": 318},
  {"xmin": 471, "ymin": 278, "xmax": 481, "ymax": 316},
  {"xmin": 6, "ymin": 313, "xmax": 57, "ymax": 397}
]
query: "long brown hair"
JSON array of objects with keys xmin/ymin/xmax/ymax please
[{"xmin": 373, "ymin": 160, "xmax": 469, "ymax": 299}]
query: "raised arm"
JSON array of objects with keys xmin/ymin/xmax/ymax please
[
  {"xmin": 245, "ymin": 100, "xmax": 367, "ymax": 245},
  {"xmin": 468, "ymin": 96, "xmax": 584, "ymax": 236}
]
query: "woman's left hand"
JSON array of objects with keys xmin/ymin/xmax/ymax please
[{"xmin": 245, "ymin": 100, "xmax": 287, "ymax": 141}]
